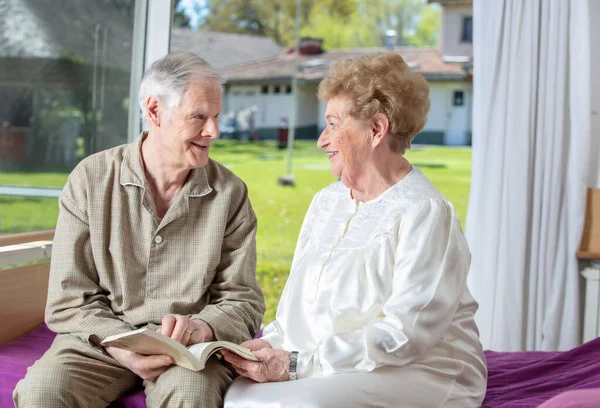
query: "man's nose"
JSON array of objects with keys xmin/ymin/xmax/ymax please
[{"xmin": 204, "ymin": 117, "xmax": 219, "ymax": 139}]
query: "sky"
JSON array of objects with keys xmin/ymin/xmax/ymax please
[{"xmin": 178, "ymin": 0, "xmax": 206, "ymax": 28}]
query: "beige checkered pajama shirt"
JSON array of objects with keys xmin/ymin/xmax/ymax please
[
  {"xmin": 14, "ymin": 135, "xmax": 265, "ymax": 407},
  {"xmin": 46, "ymin": 135, "xmax": 264, "ymax": 345}
]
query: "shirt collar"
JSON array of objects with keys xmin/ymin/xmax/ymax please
[{"xmin": 120, "ymin": 132, "xmax": 213, "ymax": 197}]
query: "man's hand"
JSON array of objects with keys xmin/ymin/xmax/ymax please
[
  {"xmin": 159, "ymin": 314, "xmax": 215, "ymax": 346},
  {"xmin": 221, "ymin": 340, "xmax": 291, "ymax": 383},
  {"xmin": 105, "ymin": 346, "xmax": 173, "ymax": 382}
]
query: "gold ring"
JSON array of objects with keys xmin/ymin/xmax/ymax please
[{"xmin": 185, "ymin": 329, "xmax": 194, "ymax": 335}]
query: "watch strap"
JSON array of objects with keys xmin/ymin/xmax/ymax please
[{"xmin": 289, "ymin": 351, "xmax": 299, "ymax": 381}]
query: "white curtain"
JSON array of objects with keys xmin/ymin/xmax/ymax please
[{"xmin": 466, "ymin": 0, "xmax": 593, "ymax": 351}]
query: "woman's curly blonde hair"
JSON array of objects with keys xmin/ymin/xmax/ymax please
[{"xmin": 318, "ymin": 53, "xmax": 430, "ymax": 153}]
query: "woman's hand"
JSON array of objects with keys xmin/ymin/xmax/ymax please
[
  {"xmin": 238, "ymin": 339, "xmax": 273, "ymax": 352},
  {"xmin": 222, "ymin": 340, "xmax": 291, "ymax": 383},
  {"xmin": 159, "ymin": 314, "xmax": 215, "ymax": 346},
  {"xmin": 105, "ymin": 346, "xmax": 173, "ymax": 382}
]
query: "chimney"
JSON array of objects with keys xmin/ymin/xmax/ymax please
[
  {"xmin": 385, "ymin": 29, "xmax": 398, "ymax": 49},
  {"xmin": 299, "ymin": 37, "xmax": 324, "ymax": 55}
]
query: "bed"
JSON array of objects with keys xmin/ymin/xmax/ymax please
[
  {"xmin": 2, "ymin": 233, "xmax": 600, "ymax": 407},
  {"xmin": 3, "ymin": 323, "xmax": 600, "ymax": 407}
]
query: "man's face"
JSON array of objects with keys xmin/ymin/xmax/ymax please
[{"xmin": 160, "ymin": 79, "xmax": 222, "ymax": 169}]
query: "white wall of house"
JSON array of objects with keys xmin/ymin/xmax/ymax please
[
  {"xmin": 225, "ymin": 83, "xmax": 319, "ymax": 130},
  {"xmin": 224, "ymin": 84, "xmax": 261, "ymax": 116},
  {"xmin": 426, "ymin": 81, "xmax": 472, "ymax": 145},
  {"xmin": 441, "ymin": 4, "xmax": 473, "ymax": 58},
  {"xmin": 261, "ymin": 91, "xmax": 292, "ymax": 128},
  {"xmin": 296, "ymin": 84, "xmax": 319, "ymax": 127},
  {"xmin": 425, "ymin": 84, "xmax": 447, "ymax": 131}
]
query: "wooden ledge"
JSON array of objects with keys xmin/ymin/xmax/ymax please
[
  {"xmin": 0, "ymin": 230, "xmax": 54, "ymax": 247},
  {"xmin": 578, "ymin": 251, "xmax": 600, "ymax": 260}
]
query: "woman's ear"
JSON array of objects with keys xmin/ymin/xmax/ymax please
[
  {"xmin": 146, "ymin": 96, "xmax": 161, "ymax": 127},
  {"xmin": 371, "ymin": 113, "xmax": 390, "ymax": 147}
]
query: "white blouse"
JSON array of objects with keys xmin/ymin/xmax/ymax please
[{"xmin": 260, "ymin": 167, "xmax": 487, "ymax": 382}]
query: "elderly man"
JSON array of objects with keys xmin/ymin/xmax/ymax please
[{"xmin": 13, "ymin": 53, "xmax": 265, "ymax": 408}]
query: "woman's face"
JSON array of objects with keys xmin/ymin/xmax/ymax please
[{"xmin": 317, "ymin": 95, "xmax": 371, "ymax": 184}]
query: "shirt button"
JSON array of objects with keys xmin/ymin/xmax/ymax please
[{"xmin": 154, "ymin": 235, "xmax": 163, "ymax": 244}]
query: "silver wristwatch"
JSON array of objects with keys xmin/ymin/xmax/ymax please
[{"xmin": 289, "ymin": 351, "xmax": 299, "ymax": 381}]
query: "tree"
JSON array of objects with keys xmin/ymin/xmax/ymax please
[
  {"xmin": 198, "ymin": 0, "xmax": 312, "ymax": 45},
  {"xmin": 404, "ymin": 4, "xmax": 441, "ymax": 47},
  {"xmin": 357, "ymin": 0, "xmax": 425, "ymax": 46},
  {"xmin": 173, "ymin": 0, "xmax": 192, "ymax": 28},
  {"xmin": 301, "ymin": 0, "xmax": 380, "ymax": 49},
  {"xmin": 302, "ymin": 0, "xmax": 440, "ymax": 49},
  {"xmin": 197, "ymin": 0, "xmax": 439, "ymax": 48}
]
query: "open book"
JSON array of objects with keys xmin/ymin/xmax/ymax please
[{"xmin": 101, "ymin": 327, "xmax": 259, "ymax": 371}]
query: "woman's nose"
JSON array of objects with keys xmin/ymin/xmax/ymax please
[{"xmin": 317, "ymin": 129, "xmax": 328, "ymax": 148}]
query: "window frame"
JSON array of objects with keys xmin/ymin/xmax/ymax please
[
  {"xmin": 460, "ymin": 16, "xmax": 473, "ymax": 44},
  {"xmin": 128, "ymin": 0, "xmax": 173, "ymax": 142}
]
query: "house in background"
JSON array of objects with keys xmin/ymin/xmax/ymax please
[{"xmin": 220, "ymin": 0, "xmax": 474, "ymax": 145}]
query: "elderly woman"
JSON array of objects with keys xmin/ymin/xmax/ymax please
[{"xmin": 222, "ymin": 53, "xmax": 487, "ymax": 407}]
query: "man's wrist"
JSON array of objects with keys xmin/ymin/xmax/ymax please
[{"xmin": 289, "ymin": 351, "xmax": 299, "ymax": 381}]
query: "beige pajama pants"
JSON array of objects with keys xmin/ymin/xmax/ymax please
[{"xmin": 13, "ymin": 334, "xmax": 234, "ymax": 408}]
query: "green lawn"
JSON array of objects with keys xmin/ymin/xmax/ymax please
[{"xmin": 0, "ymin": 140, "xmax": 471, "ymax": 324}]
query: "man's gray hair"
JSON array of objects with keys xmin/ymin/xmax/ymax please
[{"xmin": 138, "ymin": 52, "xmax": 223, "ymax": 122}]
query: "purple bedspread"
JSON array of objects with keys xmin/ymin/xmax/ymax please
[
  {"xmin": 482, "ymin": 337, "xmax": 600, "ymax": 407},
  {"xmin": 2, "ymin": 324, "xmax": 600, "ymax": 408},
  {"xmin": 0, "ymin": 324, "xmax": 146, "ymax": 408}
]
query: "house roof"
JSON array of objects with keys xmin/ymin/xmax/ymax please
[
  {"xmin": 222, "ymin": 47, "xmax": 471, "ymax": 83},
  {"xmin": 170, "ymin": 29, "xmax": 283, "ymax": 70}
]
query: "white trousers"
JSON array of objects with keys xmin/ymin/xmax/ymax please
[{"xmin": 224, "ymin": 363, "xmax": 485, "ymax": 408}]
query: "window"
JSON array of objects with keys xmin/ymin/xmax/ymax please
[
  {"xmin": 261, "ymin": 85, "xmax": 269, "ymax": 94},
  {"xmin": 273, "ymin": 85, "xmax": 281, "ymax": 94},
  {"xmin": 0, "ymin": 0, "xmax": 144, "ymax": 234},
  {"xmin": 453, "ymin": 90, "xmax": 465, "ymax": 106},
  {"xmin": 461, "ymin": 16, "xmax": 473, "ymax": 43},
  {"xmin": 285, "ymin": 85, "xmax": 292, "ymax": 94}
]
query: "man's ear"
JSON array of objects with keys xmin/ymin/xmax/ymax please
[
  {"xmin": 371, "ymin": 113, "xmax": 390, "ymax": 147},
  {"xmin": 146, "ymin": 96, "xmax": 161, "ymax": 127}
]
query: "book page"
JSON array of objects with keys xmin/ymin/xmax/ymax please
[{"xmin": 187, "ymin": 341, "xmax": 259, "ymax": 363}]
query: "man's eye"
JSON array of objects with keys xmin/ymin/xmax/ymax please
[{"xmin": 194, "ymin": 115, "xmax": 206, "ymax": 120}]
